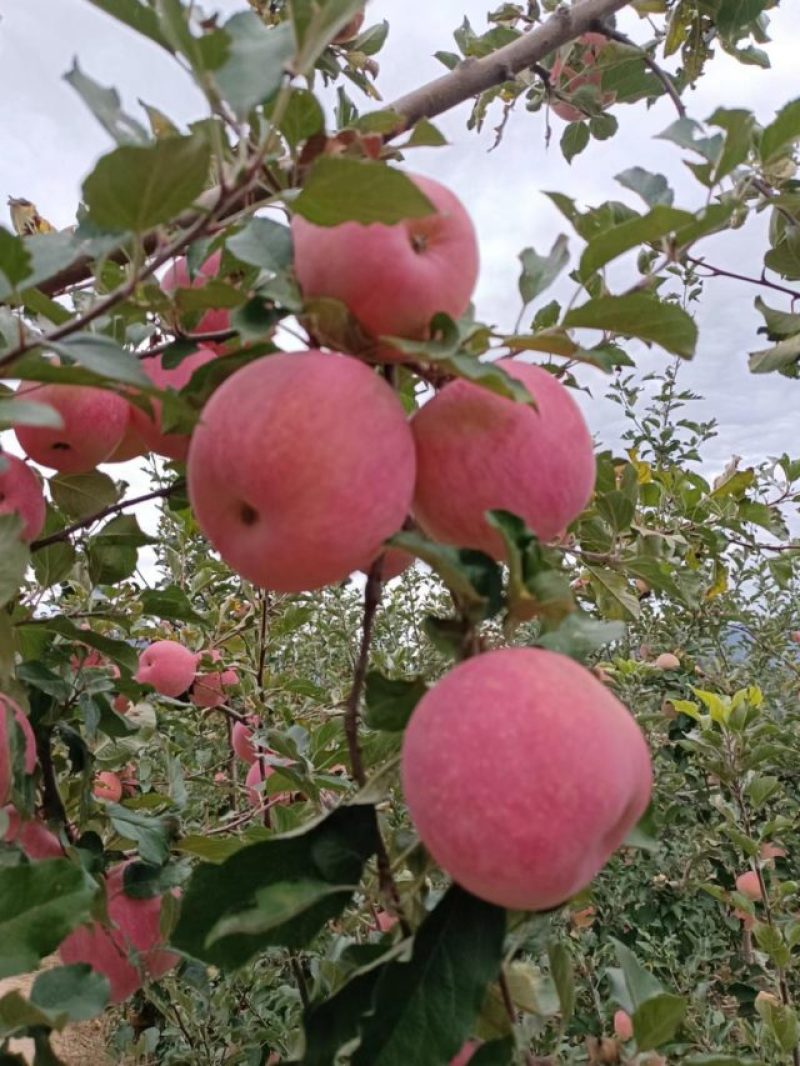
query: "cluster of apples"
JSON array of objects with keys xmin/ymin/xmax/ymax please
[
  {"xmin": 550, "ymin": 33, "xmax": 616, "ymax": 123},
  {"xmin": 133, "ymin": 639, "xmax": 238, "ymax": 707}
]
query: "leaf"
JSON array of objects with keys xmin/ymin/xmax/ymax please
[
  {"xmin": 364, "ymin": 672, "xmax": 428, "ymax": 732},
  {"xmin": 227, "ymin": 217, "xmax": 294, "ymax": 274},
  {"xmin": 86, "ymin": 0, "xmax": 171, "ymax": 51},
  {"xmin": 708, "ymin": 108, "xmax": 756, "ymax": 182},
  {"xmin": 0, "ymin": 228, "xmax": 32, "ymax": 289},
  {"xmin": 23, "ymin": 615, "xmax": 138, "ymax": 673},
  {"xmin": 518, "ymin": 236, "xmax": 570, "ymax": 306},
  {"xmin": 215, "ymin": 15, "xmax": 294, "ymax": 118},
  {"xmin": 352, "ymin": 886, "xmax": 506, "ymax": 1066},
  {"xmin": 47, "ymin": 334, "xmax": 149, "ymax": 387},
  {"xmin": 171, "ymin": 805, "xmax": 380, "ymax": 966},
  {"xmin": 0, "ymin": 399, "xmax": 62, "ymax": 430},
  {"xmin": 580, "ymin": 206, "xmax": 693, "ymax": 278},
  {"xmin": 760, "ymin": 98, "xmax": 800, "ymax": 164},
  {"xmin": 290, "ymin": 0, "xmax": 368, "ymax": 76},
  {"xmin": 754, "ymin": 295, "xmax": 800, "ymax": 339},
  {"xmin": 0, "ymin": 516, "xmax": 30, "ymax": 609},
  {"xmin": 389, "ymin": 532, "xmax": 503, "ymax": 620},
  {"xmin": 563, "ymin": 294, "xmax": 698, "ymax": 358},
  {"xmin": 292, "ymin": 158, "xmax": 435, "ymax": 226},
  {"xmin": 716, "ymin": 0, "xmax": 769, "ymax": 36},
  {"xmin": 50, "ymin": 470, "xmax": 119, "ymax": 518},
  {"xmin": 749, "ymin": 335, "xmax": 800, "ymax": 374},
  {"xmin": 548, "ymin": 942, "xmax": 575, "ymax": 1024},
  {"xmin": 656, "ymin": 117, "xmax": 723, "ymax": 162},
  {"xmin": 560, "ymin": 122, "xmax": 589, "ymax": 164},
  {"xmin": 106, "ymin": 804, "xmax": 175, "ymax": 865},
  {"xmin": 537, "ymin": 614, "xmax": 625, "ymax": 661},
  {"xmin": 83, "ymin": 133, "xmax": 211, "ymax": 232},
  {"xmin": 633, "ymin": 993, "xmax": 687, "ymax": 1051},
  {"xmin": 683, "ymin": 1058, "xmax": 760, "ymax": 1066},
  {"xmin": 615, "ymin": 167, "xmax": 675, "ymax": 207},
  {"xmin": 207, "ymin": 880, "xmax": 355, "ymax": 944},
  {"xmin": 279, "ymin": 89, "xmax": 326, "ymax": 149},
  {"xmin": 140, "ymin": 586, "xmax": 204, "ymax": 624},
  {"xmin": 63, "ymin": 60, "xmax": 149, "ymax": 145},
  {"xmin": 611, "ymin": 939, "xmax": 665, "ymax": 1008},
  {"xmin": 29, "ymin": 964, "xmax": 110, "ymax": 1024},
  {"xmin": 0, "ymin": 861, "xmax": 98, "ymax": 980}
]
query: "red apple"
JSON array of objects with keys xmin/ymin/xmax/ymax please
[
  {"xmin": 450, "ymin": 1041, "xmax": 481, "ymax": 1066},
  {"xmin": 190, "ymin": 650, "xmax": 239, "ymax": 709},
  {"xmin": 15, "ymin": 382, "xmax": 128, "ymax": 473},
  {"xmin": 187, "ymin": 350, "xmax": 416, "ymax": 592},
  {"xmin": 401, "ymin": 648, "xmax": 652, "ymax": 911},
  {"xmin": 332, "ymin": 11, "xmax": 365, "ymax": 44},
  {"xmin": 134, "ymin": 641, "xmax": 198, "ymax": 698},
  {"xmin": 0, "ymin": 453, "xmax": 46, "ymax": 541},
  {"xmin": 292, "ymin": 174, "xmax": 479, "ymax": 361},
  {"xmin": 93, "ymin": 771, "xmax": 123, "ymax": 804},
  {"xmin": 0, "ymin": 695, "xmax": 37, "ymax": 805},
  {"xmin": 613, "ymin": 1009, "xmax": 633, "ymax": 1041},
  {"xmin": 550, "ymin": 33, "xmax": 615, "ymax": 123},
  {"xmin": 129, "ymin": 346, "xmax": 218, "ymax": 461},
  {"xmin": 2, "ymin": 806, "xmax": 63, "ymax": 859},
  {"xmin": 359, "ymin": 546, "xmax": 413, "ymax": 582},
  {"xmin": 161, "ymin": 250, "xmax": 230, "ymax": 348},
  {"xmin": 653, "ymin": 653, "xmax": 680, "ymax": 671},
  {"xmin": 232, "ymin": 719, "xmax": 259, "ymax": 765},
  {"xmin": 411, "ymin": 361, "xmax": 595, "ymax": 557},
  {"xmin": 736, "ymin": 870, "xmax": 763, "ymax": 902}
]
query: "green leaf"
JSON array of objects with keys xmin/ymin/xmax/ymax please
[
  {"xmin": 760, "ymin": 98, "xmax": 800, "ymax": 164},
  {"xmin": 172, "ymin": 805, "xmax": 380, "ymax": 966},
  {"xmin": 364, "ymin": 672, "xmax": 428, "ymax": 732},
  {"xmin": 215, "ymin": 15, "xmax": 294, "ymax": 118},
  {"xmin": 140, "ymin": 585, "xmax": 204, "ymax": 625},
  {"xmin": 156, "ymin": 0, "xmax": 228, "ymax": 72},
  {"xmin": 548, "ymin": 942, "xmax": 575, "ymax": 1024},
  {"xmin": 537, "ymin": 613, "xmax": 625, "ymax": 661},
  {"xmin": 518, "ymin": 236, "xmax": 570, "ymax": 306},
  {"xmin": 755, "ymin": 994, "xmax": 798, "ymax": 1053},
  {"xmin": 754, "ymin": 295, "xmax": 800, "ymax": 339},
  {"xmin": 560, "ymin": 122, "xmax": 590, "ymax": 164},
  {"xmin": 83, "ymin": 133, "xmax": 211, "ymax": 232},
  {"xmin": 0, "ymin": 228, "xmax": 32, "ymax": 289},
  {"xmin": 716, "ymin": 0, "xmax": 769, "ymax": 36},
  {"xmin": 29, "ymin": 964, "xmax": 110, "ymax": 1024},
  {"xmin": 23, "ymin": 615, "xmax": 138, "ymax": 673},
  {"xmin": 389, "ymin": 532, "xmax": 503, "ymax": 620},
  {"xmin": 279, "ymin": 89, "xmax": 326, "ymax": 149},
  {"xmin": 632, "ymin": 992, "xmax": 687, "ymax": 1051},
  {"xmin": 0, "ymin": 398, "xmax": 63, "ymax": 430},
  {"xmin": 292, "ymin": 158, "xmax": 435, "ymax": 226},
  {"xmin": 63, "ymin": 60, "xmax": 149, "ymax": 145},
  {"xmin": 656, "ymin": 117, "xmax": 723, "ymax": 162},
  {"xmin": 580, "ymin": 206, "xmax": 693, "ymax": 278},
  {"xmin": 563, "ymin": 294, "xmax": 698, "ymax": 358},
  {"xmin": 106, "ymin": 804, "xmax": 175, "ymax": 865},
  {"xmin": 683, "ymin": 1058, "xmax": 760, "ymax": 1066},
  {"xmin": 749, "ymin": 334, "xmax": 800, "ymax": 374},
  {"xmin": 352, "ymin": 886, "xmax": 505, "ymax": 1066},
  {"xmin": 0, "ymin": 861, "xmax": 99, "ymax": 980},
  {"xmin": 708, "ymin": 108, "xmax": 756, "ymax": 182},
  {"xmin": 228, "ymin": 217, "xmax": 294, "ymax": 274},
  {"xmin": 290, "ymin": 0, "xmax": 368, "ymax": 76},
  {"xmin": 207, "ymin": 880, "xmax": 355, "ymax": 944},
  {"xmin": 611, "ymin": 938, "xmax": 665, "ymax": 1008},
  {"xmin": 48, "ymin": 334, "xmax": 149, "ymax": 387},
  {"xmin": 0, "ymin": 516, "xmax": 30, "ymax": 609},
  {"xmin": 86, "ymin": 0, "xmax": 171, "ymax": 51},
  {"xmin": 615, "ymin": 167, "xmax": 675, "ymax": 207},
  {"xmin": 50, "ymin": 470, "xmax": 119, "ymax": 519},
  {"xmin": 403, "ymin": 118, "xmax": 448, "ymax": 148}
]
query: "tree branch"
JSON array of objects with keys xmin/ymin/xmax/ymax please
[
  {"xmin": 344, "ymin": 563, "xmax": 382, "ymax": 789},
  {"xmin": 30, "ymin": 482, "xmax": 183, "ymax": 551},
  {"xmin": 588, "ymin": 20, "xmax": 686, "ymax": 118},
  {"xmin": 685, "ymin": 254, "xmax": 800, "ymax": 301}
]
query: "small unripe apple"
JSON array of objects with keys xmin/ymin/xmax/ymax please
[
  {"xmin": 613, "ymin": 1009, "xmax": 633, "ymax": 1041},
  {"xmin": 15, "ymin": 382, "xmax": 128, "ymax": 473},
  {"xmin": 550, "ymin": 33, "xmax": 615, "ymax": 123},
  {"xmin": 736, "ymin": 870, "xmax": 763, "ymax": 901},
  {"xmin": 129, "ymin": 347, "xmax": 218, "ymax": 461},
  {"xmin": 332, "ymin": 10, "xmax": 365, "ymax": 43},
  {"xmin": 0, "ymin": 453, "xmax": 46, "ymax": 541},
  {"xmin": 187, "ymin": 350, "xmax": 416, "ymax": 592},
  {"xmin": 653, "ymin": 652, "xmax": 680, "ymax": 671},
  {"xmin": 292, "ymin": 174, "xmax": 479, "ymax": 362},
  {"xmin": 58, "ymin": 861, "xmax": 179, "ymax": 1003},
  {"xmin": 2, "ymin": 806, "xmax": 63, "ymax": 859},
  {"xmin": 411, "ymin": 361, "xmax": 595, "ymax": 557},
  {"xmin": 402, "ymin": 648, "xmax": 651, "ymax": 910},
  {"xmin": 93, "ymin": 771, "xmax": 123, "ymax": 804},
  {"xmin": 0, "ymin": 695, "xmax": 37, "ymax": 805},
  {"xmin": 161, "ymin": 250, "xmax": 230, "ymax": 347},
  {"xmin": 134, "ymin": 641, "xmax": 198, "ymax": 698}
]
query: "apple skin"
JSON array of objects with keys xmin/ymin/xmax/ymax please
[
  {"xmin": 161, "ymin": 251, "xmax": 230, "ymax": 348},
  {"xmin": 332, "ymin": 11, "xmax": 365, "ymax": 43},
  {"xmin": 736, "ymin": 870, "xmax": 763, "ymax": 901},
  {"xmin": 550, "ymin": 33, "xmax": 614, "ymax": 123},
  {"xmin": 187, "ymin": 350, "xmax": 416, "ymax": 593},
  {"xmin": 358, "ymin": 547, "xmax": 413, "ymax": 582},
  {"xmin": 58, "ymin": 862, "xmax": 179, "ymax": 1004},
  {"xmin": 0, "ymin": 453, "xmax": 46, "ymax": 541},
  {"xmin": 190, "ymin": 650, "xmax": 239, "ymax": 709},
  {"xmin": 401, "ymin": 648, "xmax": 652, "ymax": 911},
  {"xmin": 2, "ymin": 806, "xmax": 63, "ymax": 859},
  {"xmin": 14, "ymin": 382, "xmax": 129, "ymax": 473},
  {"xmin": 411, "ymin": 361, "xmax": 595, "ymax": 558},
  {"xmin": 0, "ymin": 695, "xmax": 37, "ymax": 805},
  {"xmin": 653, "ymin": 652, "xmax": 680, "ymax": 671},
  {"xmin": 134, "ymin": 641, "xmax": 198, "ymax": 698},
  {"xmin": 450, "ymin": 1041, "xmax": 481, "ymax": 1066},
  {"xmin": 245, "ymin": 757, "xmax": 293, "ymax": 807},
  {"xmin": 232, "ymin": 719, "xmax": 259, "ymax": 765},
  {"xmin": 105, "ymin": 407, "xmax": 149, "ymax": 463},
  {"xmin": 130, "ymin": 346, "xmax": 218, "ymax": 461},
  {"xmin": 613, "ymin": 1010, "xmax": 633, "ymax": 1041},
  {"xmin": 292, "ymin": 174, "xmax": 479, "ymax": 361},
  {"xmin": 93, "ymin": 771, "xmax": 123, "ymax": 803}
]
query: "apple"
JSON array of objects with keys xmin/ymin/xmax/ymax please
[
  {"xmin": 232, "ymin": 719, "xmax": 259, "ymax": 765},
  {"xmin": 187, "ymin": 350, "xmax": 416, "ymax": 592},
  {"xmin": 0, "ymin": 695, "xmax": 37, "ymax": 805},
  {"xmin": 93, "ymin": 771, "xmax": 123, "ymax": 804},
  {"xmin": 129, "ymin": 347, "xmax": 218, "ymax": 461},
  {"xmin": 450, "ymin": 1041, "xmax": 481, "ymax": 1066},
  {"xmin": 0, "ymin": 453, "xmax": 46, "ymax": 541},
  {"xmin": 2, "ymin": 806, "xmax": 63, "ymax": 859},
  {"xmin": 14, "ymin": 381, "xmax": 129, "ymax": 473},
  {"xmin": 332, "ymin": 11, "xmax": 365, "ymax": 44},
  {"xmin": 292, "ymin": 174, "xmax": 479, "ymax": 362},
  {"xmin": 401, "ymin": 648, "xmax": 652, "ymax": 911},
  {"xmin": 113, "ymin": 694, "xmax": 131, "ymax": 715},
  {"xmin": 760, "ymin": 842, "xmax": 786, "ymax": 862},
  {"xmin": 245, "ymin": 757, "xmax": 293, "ymax": 808},
  {"xmin": 550, "ymin": 33, "xmax": 615, "ymax": 123},
  {"xmin": 613, "ymin": 1009, "xmax": 633, "ymax": 1041},
  {"xmin": 359, "ymin": 546, "xmax": 413, "ymax": 582},
  {"xmin": 190, "ymin": 649, "xmax": 239, "ymax": 709},
  {"xmin": 653, "ymin": 653, "xmax": 680, "ymax": 671},
  {"xmin": 105, "ymin": 407, "xmax": 149, "ymax": 463},
  {"xmin": 134, "ymin": 640, "xmax": 198, "ymax": 698},
  {"xmin": 411, "ymin": 361, "xmax": 595, "ymax": 557},
  {"xmin": 791, "ymin": 631, "xmax": 800, "ymax": 645},
  {"xmin": 733, "ymin": 906, "xmax": 755, "ymax": 930},
  {"xmin": 58, "ymin": 861, "xmax": 179, "ymax": 1003},
  {"xmin": 161, "ymin": 250, "xmax": 230, "ymax": 347},
  {"xmin": 374, "ymin": 910, "xmax": 398, "ymax": 934},
  {"xmin": 736, "ymin": 870, "xmax": 763, "ymax": 901}
]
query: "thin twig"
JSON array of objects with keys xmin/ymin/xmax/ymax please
[
  {"xmin": 30, "ymin": 482, "xmax": 183, "ymax": 551},
  {"xmin": 344, "ymin": 563, "xmax": 382, "ymax": 789},
  {"xmin": 290, "ymin": 954, "xmax": 311, "ymax": 1011},
  {"xmin": 685, "ymin": 254, "xmax": 800, "ymax": 300},
  {"xmin": 589, "ymin": 21, "xmax": 686, "ymax": 118}
]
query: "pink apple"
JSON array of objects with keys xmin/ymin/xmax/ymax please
[
  {"xmin": 450, "ymin": 1041, "xmax": 481, "ymax": 1066},
  {"xmin": 245, "ymin": 757, "xmax": 293, "ymax": 808},
  {"xmin": 0, "ymin": 453, "xmax": 46, "ymax": 541},
  {"xmin": 190, "ymin": 650, "xmax": 239, "ymax": 709},
  {"xmin": 161, "ymin": 250, "xmax": 231, "ymax": 348},
  {"xmin": 613, "ymin": 1009, "xmax": 633, "ymax": 1041},
  {"xmin": 59, "ymin": 861, "xmax": 179, "ymax": 1003},
  {"xmin": 411, "ymin": 361, "xmax": 595, "ymax": 558},
  {"xmin": 653, "ymin": 652, "xmax": 680, "ymax": 671},
  {"xmin": 187, "ymin": 350, "xmax": 416, "ymax": 592},
  {"xmin": 736, "ymin": 870, "xmax": 763, "ymax": 901},
  {"xmin": 0, "ymin": 695, "xmax": 37, "ymax": 805},
  {"xmin": 401, "ymin": 648, "xmax": 652, "ymax": 911},
  {"xmin": 292, "ymin": 174, "xmax": 479, "ymax": 361},
  {"xmin": 2, "ymin": 806, "xmax": 63, "ymax": 859},
  {"xmin": 134, "ymin": 640, "xmax": 198, "ymax": 698},
  {"xmin": 129, "ymin": 347, "xmax": 218, "ymax": 461},
  {"xmin": 550, "ymin": 33, "xmax": 615, "ymax": 123},
  {"xmin": 232, "ymin": 719, "xmax": 259, "ymax": 765},
  {"xmin": 93, "ymin": 771, "xmax": 123, "ymax": 803},
  {"xmin": 113, "ymin": 694, "xmax": 131, "ymax": 715},
  {"xmin": 359, "ymin": 547, "xmax": 413, "ymax": 582},
  {"xmin": 105, "ymin": 407, "xmax": 148, "ymax": 463},
  {"xmin": 14, "ymin": 382, "xmax": 128, "ymax": 473}
]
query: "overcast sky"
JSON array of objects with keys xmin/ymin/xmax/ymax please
[{"xmin": 1, "ymin": 0, "xmax": 799, "ymax": 502}]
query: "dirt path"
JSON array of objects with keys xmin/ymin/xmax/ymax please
[{"xmin": 0, "ymin": 957, "xmax": 112, "ymax": 1066}]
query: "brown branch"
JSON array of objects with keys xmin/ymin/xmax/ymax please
[
  {"xmin": 30, "ymin": 481, "xmax": 183, "ymax": 551},
  {"xmin": 685, "ymin": 254, "xmax": 800, "ymax": 300},
  {"xmin": 344, "ymin": 562, "xmax": 382, "ymax": 789},
  {"xmin": 588, "ymin": 21, "xmax": 686, "ymax": 118}
]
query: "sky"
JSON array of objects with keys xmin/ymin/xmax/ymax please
[{"xmin": 1, "ymin": 0, "xmax": 799, "ymax": 512}]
